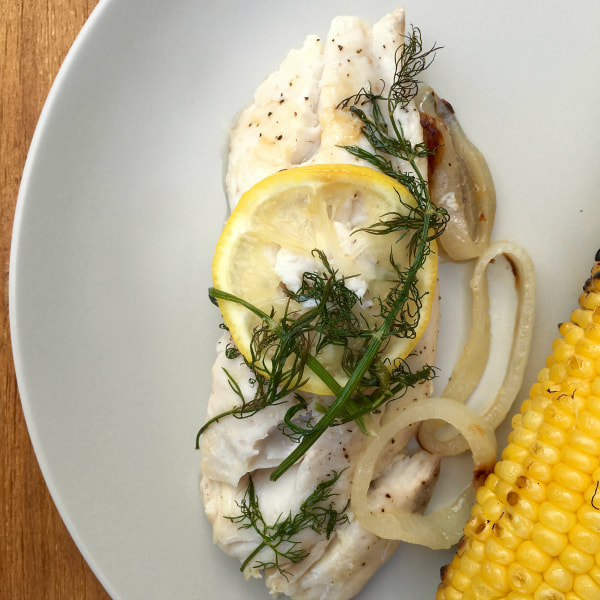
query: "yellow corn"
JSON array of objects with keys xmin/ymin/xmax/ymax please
[{"xmin": 437, "ymin": 254, "xmax": 600, "ymax": 600}]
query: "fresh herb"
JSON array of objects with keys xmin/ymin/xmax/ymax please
[
  {"xmin": 198, "ymin": 26, "xmax": 447, "ymax": 482},
  {"xmin": 228, "ymin": 470, "xmax": 348, "ymax": 578}
]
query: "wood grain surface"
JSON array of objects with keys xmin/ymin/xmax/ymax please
[{"xmin": 1, "ymin": 1, "xmax": 110, "ymax": 598}]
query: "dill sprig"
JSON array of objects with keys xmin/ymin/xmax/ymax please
[
  {"xmin": 198, "ymin": 26, "xmax": 447, "ymax": 482},
  {"xmin": 228, "ymin": 470, "xmax": 348, "ymax": 578}
]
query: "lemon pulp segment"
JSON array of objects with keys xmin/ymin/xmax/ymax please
[{"xmin": 212, "ymin": 164, "xmax": 437, "ymax": 395}]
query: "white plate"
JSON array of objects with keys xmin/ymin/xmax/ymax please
[{"xmin": 10, "ymin": 1, "xmax": 600, "ymax": 598}]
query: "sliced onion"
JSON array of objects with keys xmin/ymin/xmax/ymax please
[
  {"xmin": 417, "ymin": 87, "xmax": 496, "ymax": 261},
  {"xmin": 418, "ymin": 241, "xmax": 536, "ymax": 455},
  {"xmin": 351, "ymin": 396, "xmax": 496, "ymax": 549}
]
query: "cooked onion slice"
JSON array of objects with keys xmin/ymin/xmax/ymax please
[
  {"xmin": 351, "ymin": 396, "xmax": 497, "ymax": 549},
  {"xmin": 418, "ymin": 87, "xmax": 496, "ymax": 261},
  {"xmin": 418, "ymin": 241, "xmax": 536, "ymax": 455}
]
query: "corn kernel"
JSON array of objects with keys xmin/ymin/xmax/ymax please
[
  {"xmin": 522, "ymin": 408, "xmax": 545, "ymax": 431},
  {"xmin": 539, "ymin": 501, "xmax": 577, "ymax": 533},
  {"xmin": 457, "ymin": 554, "xmax": 482, "ymax": 578},
  {"xmin": 538, "ymin": 367, "xmax": 552, "ymax": 384},
  {"xmin": 576, "ymin": 335, "xmax": 600, "ymax": 360},
  {"xmin": 534, "ymin": 582, "xmax": 567, "ymax": 600},
  {"xmin": 476, "ymin": 485, "xmax": 496, "ymax": 506},
  {"xmin": 516, "ymin": 540, "xmax": 552, "ymax": 573},
  {"xmin": 515, "ymin": 474, "xmax": 546, "ymax": 503},
  {"xmin": 574, "ymin": 573, "xmax": 600, "ymax": 599},
  {"xmin": 581, "ymin": 291, "xmax": 600, "ymax": 312},
  {"xmin": 468, "ymin": 538, "xmax": 486, "ymax": 562},
  {"xmin": 511, "ymin": 426, "xmax": 538, "ymax": 449},
  {"xmin": 492, "ymin": 518, "xmax": 522, "ymax": 550},
  {"xmin": 567, "ymin": 354, "xmax": 596, "ymax": 380},
  {"xmin": 436, "ymin": 584, "xmax": 462, "ymax": 600},
  {"xmin": 531, "ymin": 522, "xmax": 569, "ymax": 556},
  {"xmin": 496, "ymin": 460, "xmax": 524, "ymax": 485},
  {"xmin": 572, "ymin": 308, "xmax": 593, "ymax": 329},
  {"xmin": 553, "ymin": 462, "xmax": 591, "ymax": 493},
  {"xmin": 547, "ymin": 482, "xmax": 584, "ymax": 513},
  {"xmin": 481, "ymin": 560, "xmax": 509, "ymax": 593},
  {"xmin": 559, "ymin": 543, "xmax": 595, "ymax": 574},
  {"xmin": 544, "ymin": 559, "xmax": 574, "ymax": 593},
  {"xmin": 561, "ymin": 377, "xmax": 592, "ymax": 397},
  {"xmin": 568, "ymin": 426, "xmax": 600, "ymax": 457},
  {"xmin": 562, "ymin": 322, "xmax": 585, "ymax": 346},
  {"xmin": 508, "ymin": 562, "xmax": 542, "ymax": 594},
  {"xmin": 549, "ymin": 363, "xmax": 567, "ymax": 384},
  {"xmin": 537, "ymin": 423, "xmax": 567, "ymax": 448},
  {"xmin": 524, "ymin": 456, "xmax": 554, "ymax": 483},
  {"xmin": 485, "ymin": 536, "xmax": 515, "ymax": 565},
  {"xmin": 588, "ymin": 564, "xmax": 600, "ymax": 587},
  {"xmin": 584, "ymin": 321, "xmax": 600, "ymax": 342},
  {"xmin": 592, "ymin": 380, "xmax": 600, "ymax": 397},
  {"xmin": 561, "ymin": 445, "xmax": 598, "ymax": 475},
  {"xmin": 504, "ymin": 443, "xmax": 528, "ymax": 466},
  {"xmin": 450, "ymin": 567, "xmax": 474, "ymax": 592},
  {"xmin": 506, "ymin": 489, "xmax": 538, "ymax": 522},
  {"xmin": 530, "ymin": 441, "xmax": 561, "ymax": 465},
  {"xmin": 577, "ymin": 504, "xmax": 600, "ymax": 532},
  {"xmin": 569, "ymin": 523, "xmax": 600, "ymax": 555},
  {"xmin": 505, "ymin": 509, "xmax": 534, "ymax": 538},
  {"xmin": 465, "ymin": 513, "xmax": 491, "ymax": 542},
  {"xmin": 483, "ymin": 497, "xmax": 505, "ymax": 521},
  {"xmin": 553, "ymin": 339, "xmax": 574, "ymax": 362},
  {"xmin": 470, "ymin": 573, "xmax": 505, "ymax": 599},
  {"xmin": 544, "ymin": 403, "xmax": 576, "ymax": 431}
]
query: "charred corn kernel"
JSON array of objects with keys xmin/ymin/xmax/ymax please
[
  {"xmin": 507, "ymin": 491, "xmax": 539, "ymax": 522},
  {"xmin": 436, "ymin": 257, "xmax": 600, "ymax": 600},
  {"xmin": 515, "ymin": 475, "xmax": 546, "ymax": 504}
]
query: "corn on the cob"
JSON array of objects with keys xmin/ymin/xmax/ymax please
[{"xmin": 437, "ymin": 252, "xmax": 600, "ymax": 600}]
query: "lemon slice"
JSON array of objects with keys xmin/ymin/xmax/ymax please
[{"xmin": 212, "ymin": 164, "xmax": 437, "ymax": 395}]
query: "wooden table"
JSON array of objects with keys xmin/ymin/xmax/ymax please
[{"xmin": 1, "ymin": 1, "xmax": 110, "ymax": 597}]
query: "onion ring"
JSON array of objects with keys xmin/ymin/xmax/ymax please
[
  {"xmin": 418, "ymin": 241, "xmax": 536, "ymax": 455},
  {"xmin": 351, "ymin": 396, "xmax": 496, "ymax": 549}
]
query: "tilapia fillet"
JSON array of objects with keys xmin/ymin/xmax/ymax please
[{"xmin": 201, "ymin": 10, "xmax": 441, "ymax": 600}]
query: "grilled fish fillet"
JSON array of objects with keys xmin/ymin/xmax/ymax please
[{"xmin": 201, "ymin": 9, "xmax": 441, "ymax": 600}]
